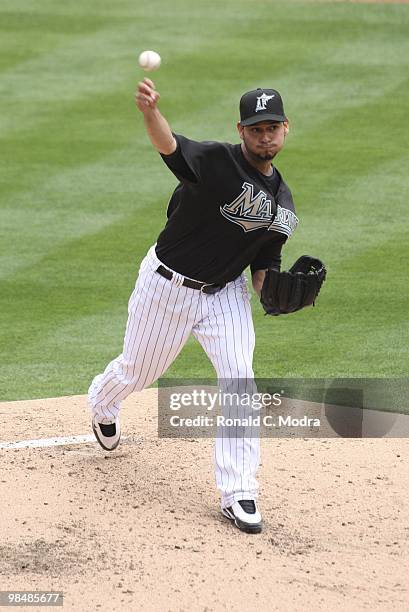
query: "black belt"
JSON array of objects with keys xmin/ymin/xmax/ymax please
[{"xmin": 156, "ymin": 265, "xmax": 225, "ymax": 294}]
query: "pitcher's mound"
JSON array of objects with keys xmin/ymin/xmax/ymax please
[{"xmin": 0, "ymin": 390, "xmax": 408, "ymax": 611}]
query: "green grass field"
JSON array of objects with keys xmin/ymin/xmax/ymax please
[{"xmin": 1, "ymin": 0, "xmax": 408, "ymax": 401}]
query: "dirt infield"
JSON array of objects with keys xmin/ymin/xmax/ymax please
[{"xmin": 1, "ymin": 391, "xmax": 409, "ymax": 611}]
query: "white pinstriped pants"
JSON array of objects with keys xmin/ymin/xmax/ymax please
[{"xmin": 88, "ymin": 245, "xmax": 259, "ymax": 508}]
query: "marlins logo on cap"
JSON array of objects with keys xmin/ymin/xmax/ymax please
[{"xmin": 240, "ymin": 88, "xmax": 286, "ymax": 126}]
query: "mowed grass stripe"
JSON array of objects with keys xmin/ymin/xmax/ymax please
[
  {"xmin": 0, "ymin": 201, "xmax": 166, "ymax": 350},
  {"xmin": 2, "ymin": 1, "xmax": 293, "ymax": 136},
  {"xmin": 4, "ymin": 0, "xmax": 408, "ymax": 140},
  {"xmin": 3, "ymin": 13, "xmax": 407, "ymax": 250},
  {"xmin": 0, "ymin": 8, "xmax": 117, "ymax": 73},
  {"xmin": 252, "ymin": 197, "xmax": 408, "ymax": 378},
  {"xmin": 279, "ymin": 76, "xmax": 408, "ymax": 259},
  {"xmin": 283, "ymin": 155, "xmax": 409, "ymax": 262},
  {"xmin": 0, "ymin": 139, "xmax": 174, "ymax": 279},
  {"xmin": 0, "ymin": 152, "xmax": 171, "ymax": 280},
  {"xmin": 1, "ymin": 0, "xmax": 408, "ymax": 399},
  {"xmin": 2, "ymin": 1, "xmax": 404, "ymax": 194}
]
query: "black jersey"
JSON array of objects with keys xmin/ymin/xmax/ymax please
[{"xmin": 155, "ymin": 134, "xmax": 298, "ymax": 284}]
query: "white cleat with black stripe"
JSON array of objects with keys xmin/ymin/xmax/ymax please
[
  {"xmin": 92, "ymin": 416, "xmax": 121, "ymax": 451},
  {"xmin": 222, "ymin": 500, "xmax": 262, "ymax": 534}
]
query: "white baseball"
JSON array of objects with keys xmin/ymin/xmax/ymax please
[{"xmin": 138, "ymin": 50, "xmax": 161, "ymax": 72}]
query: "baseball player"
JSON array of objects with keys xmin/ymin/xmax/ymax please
[{"xmin": 88, "ymin": 78, "xmax": 298, "ymax": 534}]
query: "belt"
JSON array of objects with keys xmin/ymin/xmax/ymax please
[{"xmin": 156, "ymin": 265, "xmax": 225, "ymax": 294}]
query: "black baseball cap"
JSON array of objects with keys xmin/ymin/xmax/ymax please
[{"xmin": 240, "ymin": 88, "xmax": 286, "ymax": 126}]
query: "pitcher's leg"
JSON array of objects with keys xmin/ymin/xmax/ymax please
[
  {"xmin": 89, "ymin": 255, "xmax": 200, "ymax": 420},
  {"xmin": 192, "ymin": 277, "xmax": 260, "ymax": 508},
  {"xmin": 215, "ymin": 379, "xmax": 260, "ymax": 509}
]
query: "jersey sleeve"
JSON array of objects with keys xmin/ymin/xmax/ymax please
[
  {"xmin": 160, "ymin": 133, "xmax": 223, "ymax": 184},
  {"xmin": 250, "ymin": 235, "xmax": 287, "ymax": 273}
]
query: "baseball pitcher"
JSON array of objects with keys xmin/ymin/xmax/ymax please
[{"xmin": 88, "ymin": 79, "xmax": 325, "ymax": 534}]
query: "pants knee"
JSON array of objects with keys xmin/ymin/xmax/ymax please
[{"xmin": 113, "ymin": 360, "xmax": 147, "ymax": 392}]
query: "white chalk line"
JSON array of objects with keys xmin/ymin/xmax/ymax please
[{"xmin": 0, "ymin": 434, "xmax": 98, "ymax": 450}]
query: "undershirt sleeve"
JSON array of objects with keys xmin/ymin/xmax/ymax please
[{"xmin": 250, "ymin": 235, "xmax": 287, "ymax": 273}]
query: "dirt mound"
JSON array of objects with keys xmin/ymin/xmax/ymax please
[{"xmin": 1, "ymin": 391, "xmax": 408, "ymax": 611}]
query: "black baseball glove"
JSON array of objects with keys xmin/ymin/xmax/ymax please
[{"xmin": 260, "ymin": 255, "xmax": 327, "ymax": 316}]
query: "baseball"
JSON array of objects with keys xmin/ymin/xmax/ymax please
[{"xmin": 138, "ymin": 50, "xmax": 161, "ymax": 72}]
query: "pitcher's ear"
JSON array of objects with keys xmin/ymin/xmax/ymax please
[{"xmin": 283, "ymin": 120, "xmax": 289, "ymax": 135}]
